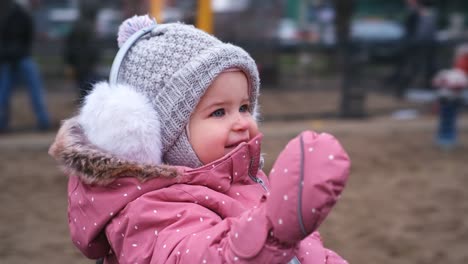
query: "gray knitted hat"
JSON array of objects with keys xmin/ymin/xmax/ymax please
[{"xmin": 78, "ymin": 15, "xmax": 260, "ymax": 168}]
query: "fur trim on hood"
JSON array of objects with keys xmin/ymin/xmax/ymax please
[{"xmin": 48, "ymin": 118, "xmax": 179, "ymax": 186}]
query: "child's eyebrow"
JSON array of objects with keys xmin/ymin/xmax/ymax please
[
  {"xmin": 200, "ymin": 101, "xmax": 225, "ymax": 112},
  {"xmin": 200, "ymin": 97, "xmax": 250, "ymax": 112},
  {"xmin": 236, "ymin": 97, "xmax": 250, "ymax": 105}
]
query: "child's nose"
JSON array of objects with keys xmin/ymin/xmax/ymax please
[{"xmin": 232, "ymin": 113, "xmax": 250, "ymax": 131}]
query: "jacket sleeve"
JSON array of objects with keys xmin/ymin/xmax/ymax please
[
  {"xmin": 266, "ymin": 130, "xmax": 350, "ymax": 245},
  {"xmin": 105, "ymin": 187, "xmax": 295, "ymax": 264}
]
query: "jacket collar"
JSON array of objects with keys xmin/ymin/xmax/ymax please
[{"xmin": 181, "ymin": 133, "xmax": 263, "ymax": 191}]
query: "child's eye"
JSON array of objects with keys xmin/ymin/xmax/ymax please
[
  {"xmin": 239, "ymin": 104, "xmax": 250, "ymax": 113},
  {"xmin": 210, "ymin": 108, "xmax": 225, "ymax": 117}
]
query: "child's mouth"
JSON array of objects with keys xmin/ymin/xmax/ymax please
[{"xmin": 225, "ymin": 139, "xmax": 248, "ymax": 150}]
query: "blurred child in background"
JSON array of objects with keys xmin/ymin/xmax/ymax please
[{"xmin": 432, "ymin": 43, "xmax": 468, "ymax": 149}]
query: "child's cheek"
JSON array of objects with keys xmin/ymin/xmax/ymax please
[{"xmin": 249, "ymin": 120, "xmax": 260, "ymax": 137}]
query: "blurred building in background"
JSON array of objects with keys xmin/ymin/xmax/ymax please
[{"xmin": 26, "ymin": 0, "xmax": 468, "ymax": 47}]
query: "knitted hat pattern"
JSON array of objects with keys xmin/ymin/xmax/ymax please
[{"xmin": 79, "ymin": 15, "xmax": 260, "ymax": 168}]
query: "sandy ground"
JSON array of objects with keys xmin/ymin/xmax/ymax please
[{"xmin": 1, "ymin": 84, "xmax": 467, "ymax": 264}]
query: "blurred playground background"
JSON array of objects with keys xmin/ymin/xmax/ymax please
[{"xmin": 1, "ymin": 0, "xmax": 468, "ymax": 263}]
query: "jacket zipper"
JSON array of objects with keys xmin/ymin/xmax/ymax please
[
  {"xmin": 251, "ymin": 175, "xmax": 268, "ymax": 192},
  {"xmin": 248, "ymin": 157, "xmax": 269, "ymax": 192}
]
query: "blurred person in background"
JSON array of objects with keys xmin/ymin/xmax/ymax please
[
  {"xmin": 64, "ymin": 1, "xmax": 102, "ymax": 103},
  {"xmin": 432, "ymin": 43, "xmax": 468, "ymax": 149},
  {"xmin": 0, "ymin": 0, "xmax": 50, "ymax": 132},
  {"xmin": 388, "ymin": 0, "xmax": 438, "ymax": 99}
]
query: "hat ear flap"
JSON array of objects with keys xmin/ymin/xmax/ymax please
[{"xmin": 78, "ymin": 82, "xmax": 163, "ymax": 164}]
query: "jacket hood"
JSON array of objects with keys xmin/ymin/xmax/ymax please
[{"xmin": 48, "ymin": 117, "xmax": 179, "ymax": 186}]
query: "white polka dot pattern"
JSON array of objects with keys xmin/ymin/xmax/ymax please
[{"xmin": 63, "ymin": 129, "xmax": 348, "ymax": 263}]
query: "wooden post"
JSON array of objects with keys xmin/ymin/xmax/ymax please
[
  {"xmin": 333, "ymin": 0, "xmax": 366, "ymax": 118},
  {"xmin": 196, "ymin": 0, "xmax": 213, "ymax": 34},
  {"xmin": 150, "ymin": 0, "xmax": 164, "ymax": 22}
]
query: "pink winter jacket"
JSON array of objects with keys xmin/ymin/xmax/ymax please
[{"xmin": 49, "ymin": 118, "xmax": 350, "ymax": 264}]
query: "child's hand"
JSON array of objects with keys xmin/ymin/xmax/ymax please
[{"xmin": 265, "ymin": 131, "xmax": 350, "ymax": 245}]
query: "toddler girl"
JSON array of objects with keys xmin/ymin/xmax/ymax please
[
  {"xmin": 432, "ymin": 43, "xmax": 468, "ymax": 148},
  {"xmin": 49, "ymin": 15, "xmax": 350, "ymax": 264}
]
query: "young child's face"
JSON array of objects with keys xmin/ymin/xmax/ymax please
[{"xmin": 188, "ymin": 71, "xmax": 259, "ymax": 164}]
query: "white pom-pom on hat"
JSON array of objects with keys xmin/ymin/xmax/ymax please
[
  {"xmin": 78, "ymin": 82, "xmax": 163, "ymax": 164},
  {"xmin": 117, "ymin": 15, "xmax": 156, "ymax": 48}
]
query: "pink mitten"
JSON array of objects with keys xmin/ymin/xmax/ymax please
[{"xmin": 266, "ymin": 131, "xmax": 350, "ymax": 244}]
